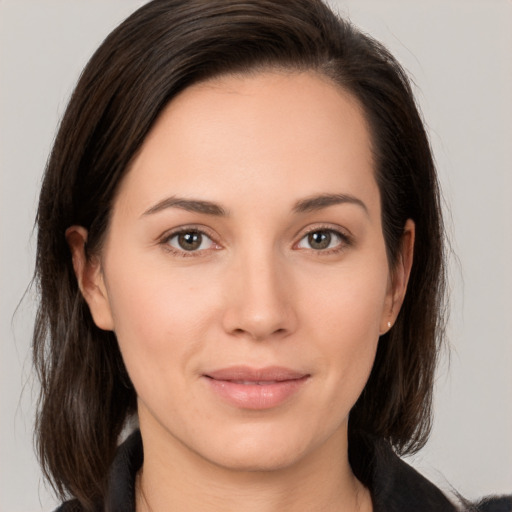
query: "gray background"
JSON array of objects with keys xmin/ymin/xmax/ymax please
[{"xmin": 1, "ymin": 1, "xmax": 511, "ymax": 510}]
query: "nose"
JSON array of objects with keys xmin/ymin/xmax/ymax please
[{"xmin": 222, "ymin": 249, "xmax": 297, "ymax": 341}]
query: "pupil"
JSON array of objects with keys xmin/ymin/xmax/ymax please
[
  {"xmin": 178, "ymin": 232, "xmax": 202, "ymax": 250},
  {"xmin": 309, "ymin": 231, "xmax": 331, "ymax": 250}
]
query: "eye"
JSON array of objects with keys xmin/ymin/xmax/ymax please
[
  {"xmin": 296, "ymin": 229, "xmax": 347, "ymax": 251},
  {"xmin": 166, "ymin": 230, "xmax": 216, "ymax": 253}
]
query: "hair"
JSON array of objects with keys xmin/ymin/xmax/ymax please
[{"xmin": 33, "ymin": 0, "xmax": 446, "ymax": 509}]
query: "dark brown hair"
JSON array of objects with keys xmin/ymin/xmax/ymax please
[{"xmin": 33, "ymin": 0, "xmax": 446, "ymax": 509}]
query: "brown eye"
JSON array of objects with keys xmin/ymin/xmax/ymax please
[
  {"xmin": 296, "ymin": 229, "xmax": 347, "ymax": 252},
  {"xmin": 167, "ymin": 230, "xmax": 214, "ymax": 252},
  {"xmin": 307, "ymin": 231, "xmax": 332, "ymax": 250},
  {"xmin": 178, "ymin": 232, "xmax": 202, "ymax": 250}
]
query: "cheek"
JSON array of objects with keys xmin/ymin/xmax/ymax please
[
  {"xmin": 299, "ymin": 253, "xmax": 389, "ymax": 385},
  {"xmin": 303, "ymin": 256, "xmax": 390, "ymax": 337},
  {"xmin": 103, "ymin": 258, "xmax": 222, "ymax": 375}
]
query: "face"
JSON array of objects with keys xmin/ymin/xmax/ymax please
[{"xmin": 70, "ymin": 71, "xmax": 413, "ymax": 473}]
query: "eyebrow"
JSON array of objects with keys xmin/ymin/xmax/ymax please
[
  {"xmin": 142, "ymin": 196, "xmax": 228, "ymax": 217},
  {"xmin": 142, "ymin": 192, "xmax": 367, "ymax": 218},
  {"xmin": 293, "ymin": 193, "xmax": 368, "ymax": 215}
]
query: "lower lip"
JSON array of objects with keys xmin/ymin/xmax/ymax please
[{"xmin": 204, "ymin": 376, "xmax": 309, "ymax": 410}]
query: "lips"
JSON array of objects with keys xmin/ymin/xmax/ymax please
[{"xmin": 203, "ymin": 366, "xmax": 309, "ymax": 410}]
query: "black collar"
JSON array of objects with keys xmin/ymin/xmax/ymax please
[{"xmin": 350, "ymin": 434, "xmax": 457, "ymax": 511}]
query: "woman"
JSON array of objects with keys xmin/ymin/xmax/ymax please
[{"xmin": 32, "ymin": 1, "xmax": 508, "ymax": 511}]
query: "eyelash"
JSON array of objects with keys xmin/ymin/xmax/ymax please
[{"xmin": 159, "ymin": 225, "xmax": 352, "ymax": 257}]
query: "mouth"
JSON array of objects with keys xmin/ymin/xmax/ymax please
[{"xmin": 203, "ymin": 366, "xmax": 310, "ymax": 410}]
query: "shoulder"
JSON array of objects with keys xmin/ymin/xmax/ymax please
[
  {"xmin": 364, "ymin": 437, "xmax": 511, "ymax": 512},
  {"xmin": 473, "ymin": 495, "xmax": 512, "ymax": 512}
]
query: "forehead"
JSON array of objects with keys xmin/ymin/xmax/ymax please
[{"xmin": 117, "ymin": 70, "xmax": 377, "ymax": 217}]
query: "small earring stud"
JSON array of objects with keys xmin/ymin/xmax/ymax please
[{"xmin": 387, "ymin": 321, "xmax": 392, "ymax": 329}]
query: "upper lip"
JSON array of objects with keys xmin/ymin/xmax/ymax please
[{"xmin": 204, "ymin": 366, "xmax": 308, "ymax": 382}]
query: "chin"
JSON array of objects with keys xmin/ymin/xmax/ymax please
[
  {"xmin": 204, "ymin": 443, "xmax": 309, "ymax": 473},
  {"xmin": 193, "ymin": 423, "xmax": 334, "ymax": 474}
]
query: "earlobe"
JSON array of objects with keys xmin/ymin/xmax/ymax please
[
  {"xmin": 65, "ymin": 226, "xmax": 115, "ymax": 331},
  {"xmin": 381, "ymin": 219, "xmax": 415, "ymax": 333}
]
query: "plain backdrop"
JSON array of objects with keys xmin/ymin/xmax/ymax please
[{"xmin": 1, "ymin": 1, "xmax": 511, "ymax": 510}]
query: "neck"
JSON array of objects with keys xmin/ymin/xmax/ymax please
[{"xmin": 135, "ymin": 420, "xmax": 372, "ymax": 512}]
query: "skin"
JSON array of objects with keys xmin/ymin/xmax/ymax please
[{"xmin": 68, "ymin": 71, "xmax": 414, "ymax": 512}]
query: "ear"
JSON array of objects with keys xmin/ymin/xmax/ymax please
[
  {"xmin": 380, "ymin": 219, "xmax": 415, "ymax": 334},
  {"xmin": 65, "ymin": 226, "xmax": 115, "ymax": 331}
]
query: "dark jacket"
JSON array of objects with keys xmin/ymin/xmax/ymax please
[{"xmin": 55, "ymin": 430, "xmax": 511, "ymax": 512}]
